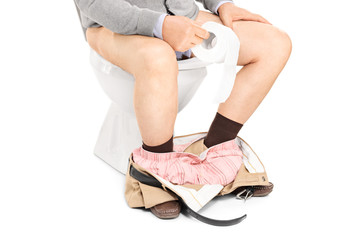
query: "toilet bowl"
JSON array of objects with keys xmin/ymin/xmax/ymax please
[
  {"xmin": 89, "ymin": 48, "xmax": 212, "ymax": 174},
  {"xmin": 72, "ymin": 1, "xmax": 213, "ymax": 174}
]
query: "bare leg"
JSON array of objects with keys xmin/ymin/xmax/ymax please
[
  {"xmin": 194, "ymin": 11, "xmax": 292, "ymax": 124},
  {"xmin": 86, "ymin": 27, "xmax": 178, "ymax": 147}
]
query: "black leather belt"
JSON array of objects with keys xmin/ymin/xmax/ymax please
[{"xmin": 129, "ymin": 163, "xmax": 247, "ymax": 226}]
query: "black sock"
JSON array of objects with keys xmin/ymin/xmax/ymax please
[
  {"xmin": 203, "ymin": 112, "xmax": 243, "ymax": 148},
  {"xmin": 142, "ymin": 135, "xmax": 174, "ymax": 153}
]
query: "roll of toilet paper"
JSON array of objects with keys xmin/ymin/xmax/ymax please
[{"xmin": 191, "ymin": 22, "xmax": 240, "ymax": 104}]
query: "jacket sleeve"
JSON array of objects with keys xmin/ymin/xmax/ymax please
[
  {"xmin": 75, "ymin": 0, "xmax": 164, "ymax": 37},
  {"xmin": 195, "ymin": 0, "xmax": 234, "ymax": 14}
]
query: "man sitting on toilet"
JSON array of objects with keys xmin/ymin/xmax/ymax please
[{"xmin": 75, "ymin": 0, "xmax": 292, "ymax": 219}]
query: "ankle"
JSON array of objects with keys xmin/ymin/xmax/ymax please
[{"xmin": 142, "ymin": 135, "xmax": 174, "ymax": 153}]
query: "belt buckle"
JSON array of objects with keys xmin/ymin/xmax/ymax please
[{"xmin": 236, "ymin": 188, "xmax": 254, "ymax": 202}]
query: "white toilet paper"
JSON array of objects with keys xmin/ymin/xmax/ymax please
[{"xmin": 191, "ymin": 21, "xmax": 240, "ymax": 104}]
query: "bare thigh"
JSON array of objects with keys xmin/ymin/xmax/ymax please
[
  {"xmin": 193, "ymin": 11, "xmax": 292, "ymax": 65},
  {"xmin": 85, "ymin": 27, "xmax": 177, "ymax": 77}
]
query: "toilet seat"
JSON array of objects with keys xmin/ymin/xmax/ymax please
[
  {"xmin": 178, "ymin": 57, "xmax": 212, "ymax": 70},
  {"xmin": 89, "ymin": 47, "xmax": 212, "ymax": 74}
]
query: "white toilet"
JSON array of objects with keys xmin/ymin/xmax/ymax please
[
  {"xmin": 90, "ymin": 49, "xmax": 211, "ymax": 174},
  {"xmin": 74, "ymin": 2, "xmax": 212, "ymax": 174}
]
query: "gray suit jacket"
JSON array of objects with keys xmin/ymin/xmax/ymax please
[{"xmin": 75, "ymin": 0, "xmax": 232, "ymax": 37}]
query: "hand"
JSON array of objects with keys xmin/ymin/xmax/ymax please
[
  {"xmin": 218, "ymin": 3, "xmax": 272, "ymax": 30},
  {"xmin": 162, "ymin": 15, "xmax": 210, "ymax": 52}
]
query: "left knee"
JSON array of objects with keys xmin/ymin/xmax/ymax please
[{"xmin": 264, "ymin": 26, "xmax": 292, "ymax": 61}]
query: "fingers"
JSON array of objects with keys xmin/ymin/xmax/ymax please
[
  {"xmin": 259, "ymin": 15, "xmax": 272, "ymax": 25},
  {"xmin": 194, "ymin": 24, "xmax": 210, "ymax": 39},
  {"xmin": 253, "ymin": 14, "xmax": 272, "ymax": 25},
  {"xmin": 190, "ymin": 42, "xmax": 197, "ymax": 48},
  {"xmin": 190, "ymin": 35, "xmax": 203, "ymax": 45},
  {"xmin": 233, "ymin": 13, "xmax": 272, "ymax": 25}
]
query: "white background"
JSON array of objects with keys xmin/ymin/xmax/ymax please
[{"xmin": 1, "ymin": 0, "xmax": 359, "ymax": 239}]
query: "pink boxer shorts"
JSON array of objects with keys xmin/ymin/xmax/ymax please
[{"xmin": 132, "ymin": 137, "xmax": 243, "ymax": 186}]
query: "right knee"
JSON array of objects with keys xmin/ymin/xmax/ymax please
[{"xmin": 135, "ymin": 40, "xmax": 179, "ymax": 79}]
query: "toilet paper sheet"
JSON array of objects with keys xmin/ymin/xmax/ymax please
[{"xmin": 191, "ymin": 22, "xmax": 240, "ymax": 104}]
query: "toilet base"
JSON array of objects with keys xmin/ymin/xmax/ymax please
[
  {"xmin": 94, "ymin": 102, "xmax": 176, "ymax": 174},
  {"xmin": 94, "ymin": 103, "xmax": 141, "ymax": 174}
]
